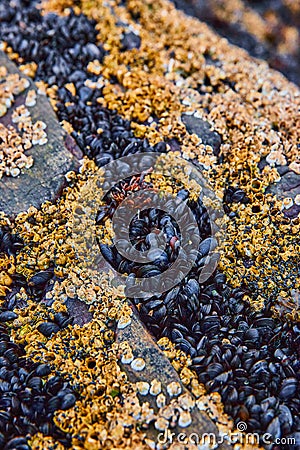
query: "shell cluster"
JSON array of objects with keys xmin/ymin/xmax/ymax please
[
  {"xmin": 96, "ymin": 177, "xmax": 212, "ymax": 289},
  {"xmin": 0, "ymin": 69, "xmax": 47, "ymax": 178},
  {"xmin": 0, "ymin": 0, "xmax": 299, "ymax": 449},
  {"xmin": 181, "ymin": 0, "xmax": 300, "ymax": 86},
  {"xmin": 0, "ymin": 316, "xmax": 76, "ymax": 449}
]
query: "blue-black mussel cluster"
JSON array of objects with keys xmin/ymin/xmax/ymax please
[
  {"xmin": 0, "ymin": 1, "xmax": 104, "ymax": 88},
  {"xmin": 96, "ymin": 179, "xmax": 213, "ymax": 282},
  {"xmin": 0, "ymin": 323, "xmax": 76, "ymax": 449},
  {"xmin": 0, "ymin": 230, "xmax": 77, "ymax": 450},
  {"xmin": 135, "ymin": 255, "xmax": 300, "ymax": 447},
  {"xmin": 138, "ymin": 279, "xmax": 300, "ymax": 448},
  {"xmin": 97, "ymin": 179, "xmax": 300, "ymax": 449}
]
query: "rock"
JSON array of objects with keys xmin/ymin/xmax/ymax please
[
  {"xmin": 0, "ymin": 51, "xmax": 79, "ymax": 217},
  {"xmin": 182, "ymin": 113, "xmax": 222, "ymax": 155},
  {"xmin": 276, "ymin": 171, "xmax": 300, "ymax": 193},
  {"xmin": 121, "ymin": 32, "xmax": 141, "ymax": 51},
  {"xmin": 64, "ymin": 297, "xmax": 93, "ymax": 327},
  {"xmin": 172, "ymin": 0, "xmax": 300, "ymax": 86},
  {"xmin": 116, "ymin": 311, "xmax": 232, "ymax": 449},
  {"xmin": 267, "ymin": 170, "xmax": 300, "ymax": 218}
]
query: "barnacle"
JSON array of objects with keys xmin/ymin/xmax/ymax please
[{"xmin": 0, "ymin": 71, "xmax": 48, "ymax": 178}]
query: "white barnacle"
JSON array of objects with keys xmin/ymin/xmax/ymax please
[
  {"xmin": 178, "ymin": 393, "xmax": 195, "ymax": 411},
  {"xmin": 25, "ymin": 89, "xmax": 37, "ymax": 107},
  {"xmin": 167, "ymin": 381, "xmax": 182, "ymax": 397},
  {"xmin": 38, "ymin": 137, "xmax": 48, "ymax": 146},
  {"xmin": 178, "ymin": 410, "xmax": 192, "ymax": 428},
  {"xmin": 156, "ymin": 393, "xmax": 166, "ymax": 408},
  {"xmin": 136, "ymin": 381, "xmax": 150, "ymax": 395},
  {"xmin": 121, "ymin": 351, "xmax": 134, "ymax": 365},
  {"xmin": 117, "ymin": 315, "xmax": 131, "ymax": 329},
  {"xmin": 150, "ymin": 379, "xmax": 161, "ymax": 396},
  {"xmin": 154, "ymin": 417, "xmax": 169, "ymax": 431},
  {"xmin": 295, "ymin": 194, "xmax": 300, "ymax": 206},
  {"xmin": 282, "ymin": 197, "xmax": 293, "ymax": 209},
  {"xmin": 131, "ymin": 357, "xmax": 145, "ymax": 371},
  {"xmin": 10, "ymin": 167, "xmax": 20, "ymax": 177}
]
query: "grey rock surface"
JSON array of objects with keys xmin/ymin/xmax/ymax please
[
  {"xmin": 267, "ymin": 169, "xmax": 300, "ymax": 218},
  {"xmin": 182, "ymin": 113, "xmax": 222, "ymax": 155},
  {"xmin": 117, "ymin": 312, "xmax": 232, "ymax": 449},
  {"xmin": 0, "ymin": 51, "xmax": 79, "ymax": 217}
]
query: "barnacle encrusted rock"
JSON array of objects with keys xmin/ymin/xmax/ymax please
[
  {"xmin": 116, "ymin": 310, "xmax": 232, "ymax": 448},
  {"xmin": 0, "ymin": 52, "xmax": 79, "ymax": 216},
  {"xmin": 181, "ymin": 112, "xmax": 222, "ymax": 156},
  {"xmin": 173, "ymin": 0, "xmax": 300, "ymax": 86},
  {"xmin": 0, "ymin": 0, "xmax": 299, "ymax": 448}
]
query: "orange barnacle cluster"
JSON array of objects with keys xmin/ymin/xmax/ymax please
[{"xmin": 0, "ymin": 254, "xmax": 15, "ymax": 299}]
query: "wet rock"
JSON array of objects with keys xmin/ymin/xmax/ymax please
[
  {"xmin": 181, "ymin": 113, "xmax": 222, "ymax": 155},
  {"xmin": 266, "ymin": 169, "xmax": 300, "ymax": 218},
  {"xmin": 0, "ymin": 52, "xmax": 79, "ymax": 217},
  {"xmin": 64, "ymin": 297, "xmax": 93, "ymax": 327},
  {"xmin": 121, "ymin": 31, "xmax": 141, "ymax": 51},
  {"xmin": 116, "ymin": 312, "xmax": 231, "ymax": 449}
]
